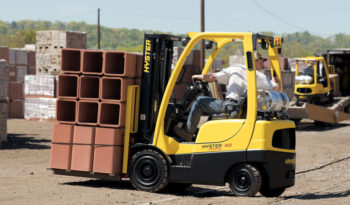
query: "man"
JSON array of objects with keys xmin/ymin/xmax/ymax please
[
  {"xmin": 173, "ymin": 57, "xmax": 280, "ymax": 141},
  {"xmin": 303, "ymin": 61, "xmax": 315, "ymax": 77}
]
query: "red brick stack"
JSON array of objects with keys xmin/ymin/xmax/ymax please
[
  {"xmin": 0, "ymin": 46, "xmax": 36, "ymax": 119},
  {"xmin": 0, "ymin": 60, "xmax": 7, "ymax": 144},
  {"xmin": 50, "ymin": 48, "xmax": 142, "ymax": 175}
]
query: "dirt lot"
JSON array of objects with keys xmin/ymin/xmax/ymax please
[{"xmin": 1, "ymin": 119, "xmax": 350, "ymax": 205}]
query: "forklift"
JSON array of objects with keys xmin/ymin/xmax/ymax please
[
  {"xmin": 124, "ymin": 32, "xmax": 295, "ymax": 197},
  {"xmin": 294, "ymin": 56, "xmax": 334, "ymax": 105},
  {"xmin": 52, "ymin": 32, "xmax": 295, "ymax": 197}
]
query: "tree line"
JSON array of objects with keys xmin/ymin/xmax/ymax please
[{"xmin": 1, "ymin": 20, "xmax": 350, "ymax": 59}]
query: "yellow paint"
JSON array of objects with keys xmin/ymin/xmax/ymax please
[
  {"xmin": 144, "ymin": 32, "xmax": 294, "ymax": 156},
  {"xmin": 248, "ymin": 120, "xmax": 295, "ymax": 153},
  {"xmin": 195, "ymin": 119, "xmax": 245, "ymax": 143},
  {"xmin": 268, "ymin": 46, "xmax": 283, "ymax": 91},
  {"xmin": 122, "ymin": 85, "xmax": 140, "ymax": 174}
]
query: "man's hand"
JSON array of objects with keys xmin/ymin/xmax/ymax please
[{"xmin": 272, "ymin": 77, "xmax": 281, "ymax": 91}]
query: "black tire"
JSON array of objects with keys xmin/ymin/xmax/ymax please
[
  {"xmin": 314, "ymin": 120, "xmax": 331, "ymax": 127},
  {"xmin": 293, "ymin": 119, "xmax": 301, "ymax": 125},
  {"xmin": 260, "ymin": 187, "xmax": 285, "ymax": 197},
  {"xmin": 129, "ymin": 149, "xmax": 169, "ymax": 192},
  {"xmin": 228, "ymin": 163, "xmax": 262, "ymax": 197},
  {"xmin": 164, "ymin": 182, "xmax": 192, "ymax": 192},
  {"xmin": 296, "ymin": 100, "xmax": 304, "ymax": 106},
  {"xmin": 310, "ymin": 97, "xmax": 320, "ymax": 105},
  {"xmin": 328, "ymin": 92, "xmax": 334, "ymax": 103}
]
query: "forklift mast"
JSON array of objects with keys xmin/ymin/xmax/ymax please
[{"xmin": 137, "ymin": 34, "xmax": 181, "ymax": 143}]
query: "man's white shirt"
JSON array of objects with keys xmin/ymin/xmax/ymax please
[{"xmin": 214, "ymin": 65, "xmax": 276, "ymax": 101}]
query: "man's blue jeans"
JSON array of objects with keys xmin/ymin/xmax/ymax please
[{"xmin": 186, "ymin": 96, "xmax": 226, "ymax": 133}]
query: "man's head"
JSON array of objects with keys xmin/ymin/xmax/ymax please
[
  {"xmin": 306, "ymin": 61, "xmax": 314, "ymax": 67},
  {"xmin": 254, "ymin": 52, "xmax": 265, "ymax": 71},
  {"xmin": 255, "ymin": 59, "xmax": 264, "ymax": 71}
]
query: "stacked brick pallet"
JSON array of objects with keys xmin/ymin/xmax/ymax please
[
  {"xmin": 0, "ymin": 60, "xmax": 8, "ymax": 144},
  {"xmin": 0, "ymin": 46, "xmax": 36, "ymax": 119},
  {"xmin": 50, "ymin": 48, "xmax": 142, "ymax": 175},
  {"xmin": 24, "ymin": 75, "xmax": 57, "ymax": 120},
  {"xmin": 36, "ymin": 30, "xmax": 87, "ymax": 75},
  {"xmin": 263, "ymin": 57, "xmax": 290, "ymax": 71}
]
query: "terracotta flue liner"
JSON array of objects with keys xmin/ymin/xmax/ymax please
[
  {"xmin": 50, "ymin": 144, "xmax": 72, "ymax": 170},
  {"xmin": 73, "ymin": 125, "xmax": 95, "ymax": 144},
  {"xmin": 103, "ymin": 51, "xmax": 137, "ymax": 77},
  {"xmin": 52, "ymin": 123, "xmax": 74, "ymax": 143},
  {"xmin": 61, "ymin": 48, "xmax": 82, "ymax": 74},
  {"xmin": 98, "ymin": 102, "xmax": 126, "ymax": 128},
  {"xmin": 100, "ymin": 77, "xmax": 133, "ymax": 102},
  {"xmin": 56, "ymin": 99, "xmax": 77, "ymax": 124},
  {"xmin": 82, "ymin": 50, "xmax": 103, "ymax": 75},
  {"xmin": 93, "ymin": 146, "xmax": 123, "ymax": 174},
  {"xmin": 57, "ymin": 74, "xmax": 79, "ymax": 99},
  {"xmin": 79, "ymin": 76, "xmax": 100, "ymax": 100},
  {"xmin": 77, "ymin": 100, "xmax": 99, "ymax": 126},
  {"xmin": 71, "ymin": 144, "xmax": 94, "ymax": 172},
  {"xmin": 95, "ymin": 127, "xmax": 124, "ymax": 145}
]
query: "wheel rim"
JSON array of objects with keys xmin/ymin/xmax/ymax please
[
  {"xmin": 134, "ymin": 157, "xmax": 160, "ymax": 186},
  {"xmin": 234, "ymin": 171, "xmax": 251, "ymax": 191}
]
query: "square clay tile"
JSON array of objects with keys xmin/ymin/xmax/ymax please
[
  {"xmin": 93, "ymin": 146, "xmax": 123, "ymax": 174},
  {"xmin": 49, "ymin": 144, "xmax": 72, "ymax": 170},
  {"xmin": 73, "ymin": 125, "xmax": 95, "ymax": 144},
  {"xmin": 51, "ymin": 123, "xmax": 74, "ymax": 143},
  {"xmin": 95, "ymin": 127, "xmax": 124, "ymax": 146},
  {"xmin": 71, "ymin": 144, "xmax": 94, "ymax": 172}
]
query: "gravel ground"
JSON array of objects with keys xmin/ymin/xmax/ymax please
[{"xmin": 1, "ymin": 119, "xmax": 350, "ymax": 205}]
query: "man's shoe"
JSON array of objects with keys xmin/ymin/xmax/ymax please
[{"xmin": 173, "ymin": 126, "xmax": 193, "ymax": 142}]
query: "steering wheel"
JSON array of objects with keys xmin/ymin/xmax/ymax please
[{"xmin": 192, "ymin": 78, "xmax": 211, "ymax": 97}]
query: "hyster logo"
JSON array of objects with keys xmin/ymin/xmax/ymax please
[
  {"xmin": 202, "ymin": 144, "xmax": 222, "ymax": 151},
  {"xmin": 285, "ymin": 158, "xmax": 296, "ymax": 165},
  {"xmin": 144, "ymin": 40, "xmax": 151, "ymax": 73}
]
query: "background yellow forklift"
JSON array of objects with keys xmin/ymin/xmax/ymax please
[
  {"xmin": 54, "ymin": 32, "xmax": 296, "ymax": 197},
  {"xmin": 294, "ymin": 56, "xmax": 334, "ymax": 105}
]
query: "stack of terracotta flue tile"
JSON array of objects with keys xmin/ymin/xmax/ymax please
[{"xmin": 50, "ymin": 48, "xmax": 142, "ymax": 175}]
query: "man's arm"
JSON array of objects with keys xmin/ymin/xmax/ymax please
[
  {"xmin": 272, "ymin": 76, "xmax": 281, "ymax": 91},
  {"xmin": 192, "ymin": 74, "xmax": 217, "ymax": 82},
  {"xmin": 256, "ymin": 71, "xmax": 280, "ymax": 91}
]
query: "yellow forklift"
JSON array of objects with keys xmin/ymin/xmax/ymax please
[
  {"xmin": 294, "ymin": 56, "xmax": 334, "ymax": 105},
  {"xmin": 54, "ymin": 32, "xmax": 296, "ymax": 197},
  {"xmin": 126, "ymin": 32, "xmax": 295, "ymax": 197}
]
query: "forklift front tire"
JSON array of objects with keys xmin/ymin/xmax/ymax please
[
  {"xmin": 129, "ymin": 149, "xmax": 169, "ymax": 192},
  {"xmin": 228, "ymin": 163, "xmax": 262, "ymax": 197}
]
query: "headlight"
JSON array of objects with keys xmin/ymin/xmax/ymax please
[{"xmin": 257, "ymin": 90, "xmax": 289, "ymax": 113}]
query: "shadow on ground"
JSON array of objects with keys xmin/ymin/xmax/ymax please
[
  {"xmin": 283, "ymin": 189, "xmax": 350, "ymax": 200},
  {"xmin": 296, "ymin": 122, "xmax": 349, "ymax": 132},
  {"xmin": 1, "ymin": 134, "xmax": 51, "ymax": 150},
  {"xmin": 63, "ymin": 179, "xmax": 233, "ymax": 197}
]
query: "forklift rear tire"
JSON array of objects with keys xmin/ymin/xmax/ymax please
[
  {"xmin": 228, "ymin": 163, "xmax": 262, "ymax": 197},
  {"xmin": 129, "ymin": 149, "xmax": 169, "ymax": 192},
  {"xmin": 260, "ymin": 187, "xmax": 285, "ymax": 197}
]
